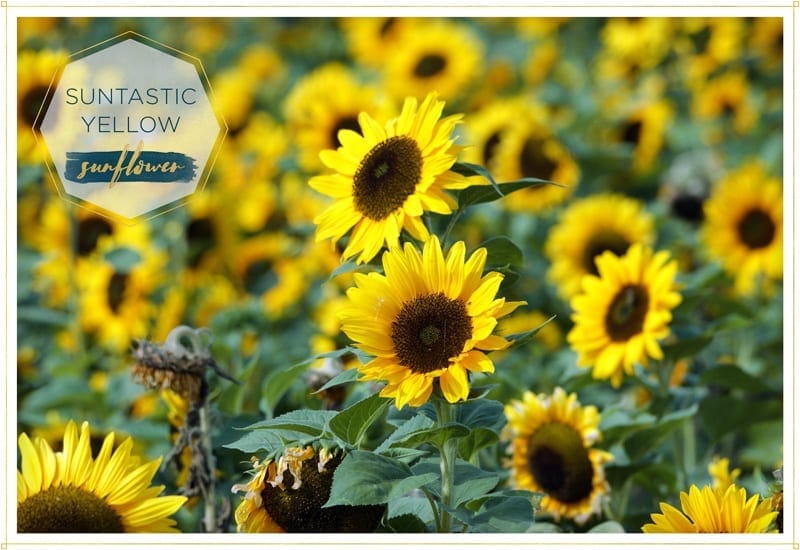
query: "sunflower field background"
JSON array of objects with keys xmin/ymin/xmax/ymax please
[{"xmin": 14, "ymin": 15, "xmax": 786, "ymax": 536}]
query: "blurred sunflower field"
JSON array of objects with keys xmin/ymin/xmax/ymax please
[{"xmin": 14, "ymin": 14, "xmax": 788, "ymax": 537}]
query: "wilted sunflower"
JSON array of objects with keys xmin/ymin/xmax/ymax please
[
  {"xmin": 339, "ymin": 236, "xmax": 524, "ymax": 409},
  {"xmin": 545, "ymin": 193, "xmax": 655, "ymax": 301},
  {"xmin": 567, "ymin": 244, "xmax": 682, "ymax": 388},
  {"xmin": 701, "ymin": 161, "xmax": 782, "ymax": 296},
  {"xmin": 17, "ymin": 420, "xmax": 186, "ymax": 532},
  {"xmin": 232, "ymin": 446, "xmax": 384, "ymax": 532},
  {"xmin": 503, "ymin": 388, "xmax": 612, "ymax": 524},
  {"xmin": 382, "ymin": 19, "xmax": 482, "ymax": 102},
  {"xmin": 310, "ymin": 92, "xmax": 473, "ymax": 264},
  {"xmin": 642, "ymin": 484, "xmax": 777, "ymax": 533}
]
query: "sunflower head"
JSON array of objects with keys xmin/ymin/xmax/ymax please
[
  {"xmin": 233, "ymin": 447, "xmax": 384, "ymax": 533},
  {"xmin": 502, "ymin": 388, "xmax": 612, "ymax": 524},
  {"xmin": 567, "ymin": 243, "xmax": 682, "ymax": 388},
  {"xmin": 701, "ymin": 161, "xmax": 782, "ymax": 296},
  {"xmin": 642, "ymin": 484, "xmax": 778, "ymax": 533},
  {"xmin": 17, "ymin": 420, "xmax": 186, "ymax": 533},
  {"xmin": 545, "ymin": 193, "xmax": 655, "ymax": 301},
  {"xmin": 339, "ymin": 236, "xmax": 524, "ymax": 409},
  {"xmin": 310, "ymin": 92, "xmax": 473, "ymax": 264}
]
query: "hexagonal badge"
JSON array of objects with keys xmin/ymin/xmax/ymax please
[{"xmin": 35, "ymin": 31, "xmax": 227, "ymax": 221}]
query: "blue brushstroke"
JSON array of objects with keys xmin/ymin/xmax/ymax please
[{"xmin": 64, "ymin": 150, "xmax": 197, "ymax": 183}]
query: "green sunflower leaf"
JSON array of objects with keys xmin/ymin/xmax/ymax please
[
  {"xmin": 244, "ymin": 409, "xmax": 337, "ymax": 440},
  {"xmin": 480, "ymin": 236, "xmax": 524, "ymax": 268},
  {"xmin": 261, "ymin": 361, "xmax": 310, "ymax": 419},
  {"xmin": 457, "ymin": 176, "xmax": 563, "ymax": 208},
  {"xmin": 699, "ymin": 364, "xmax": 776, "ymax": 393},
  {"xmin": 324, "ymin": 450, "xmax": 439, "ymax": 507},
  {"xmin": 375, "ymin": 413, "xmax": 436, "ymax": 454},
  {"xmin": 623, "ymin": 405, "xmax": 697, "ymax": 461},
  {"xmin": 387, "ymin": 494, "xmax": 436, "ymax": 524},
  {"xmin": 400, "ymin": 422, "xmax": 471, "ymax": 448},
  {"xmin": 699, "ymin": 395, "xmax": 782, "ymax": 442},
  {"xmin": 311, "ymin": 366, "xmax": 361, "ymax": 394},
  {"xmin": 329, "ymin": 392, "xmax": 390, "ymax": 447},
  {"xmin": 660, "ymin": 334, "xmax": 714, "ymax": 361},
  {"xmin": 411, "ymin": 458, "xmax": 500, "ymax": 507},
  {"xmin": 458, "ymin": 427, "xmax": 499, "ymax": 462},
  {"xmin": 468, "ymin": 493, "xmax": 535, "ymax": 532},
  {"xmin": 328, "ymin": 258, "xmax": 380, "ymax": 280},
  {"xmin": 221, "ymin": 427, "xmax": 286, "ymax": 454},
  {"xmin": 506, "ymin": 314, "xmax": 557, "ymax": 350},
  {"xmin": 455, "ymin": 398, "xmax": 506, "ymax": 431}
]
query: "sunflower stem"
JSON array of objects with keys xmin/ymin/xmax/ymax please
[
  {"xmin": 434, "ymin": 396, "xmax": 458, "ymax": 533},
  {"xmin": 199, "ymin": 403, "xmax": 217, "ymax": 532}
]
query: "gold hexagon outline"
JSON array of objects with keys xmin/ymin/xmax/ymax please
[{"xmin": 31, "ymin": 29, "xmax": 229, "ymax": 225}]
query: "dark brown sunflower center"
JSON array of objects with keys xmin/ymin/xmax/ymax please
[
  {"xmin": 187, "ymin": 216, "xmax": 214, "ymax": 267},
  {"xmin": 260, "ymin": 452, "xmax": 384, "ymax": 532},
  {"xmin": 582, "ymin": 231, "xmax": 630, "ymax": 276},
  {"xmin": 526, "ymin": 422, "xmax": 594, "ymax": 504},
  {"xmin": 17, "ymin": 485, "xmax": 124, "ymax": 533},
  {"xmin": 391, "ymin": 292, "xmax": 472, "ymax": 374},
  {"xmin": 482, "ymin": 131, "xmax": 502, "ymax": 166},
  {"xmin": 621, "ymin": 119, "xmax": 642, "ymax": 145},
  {"xmin": 107, "ymin": 272, "xmax": 128, "ymax": 314},
  {"xmin": 20, "ymin": 84, "xmax": 50, "ymax": 127},
  {"xmin": 244, "ymin": 259, "xmax": 277, "ymax": 295},
  {"xmin": 353, "ymin": 135, "xmax": 422, "ymax": 221},
  {"xmin": 379, "ymin": 17, "xmax": 396, "ymax": 37},
  {"xmin": 414, "ymin": 53, "xmax": 447, "ymax": 78},
  {"xmin": 671, "ymin": 194, "xmax": 706, "ymax": 223},
  {"xmin": 737, "ymin": 208, "xmax": 775, "ymax": 249},
  {"xmin": 520, "ymin": 137, "xmax": 557, "ymax": 179},
  {"xmin": 604, "ymin": 284, "xmax": 649, "ymax": 341},
  {"xmin": 330, "ymin": 115, "xmax": 361, "ymax": 148},
  {"xmin": 77, "ymin": 217, "xmax": 113, "ymax": 256}
]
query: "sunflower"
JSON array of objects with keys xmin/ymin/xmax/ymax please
[
  {"xmin": 489, "ymin": 119, "xmax": 579, "ymax": 212},
  {"xmin": 339, "ymin": 236, "xmax": 524, "ymax": 409},
  {"xmin": 381, "ymin": 19, "xmax": 483, "ymax": 102},
  {"xmin": 691, "ymin": 70, "xmax": 757, "ymax": 141},
  {"xmin": 309, "ymin": 92, "xmax": 473, "ymax": 264},
  {"xmin": 616, "ymin": 98, "xmax": 674, "ymax": 172},
  {"xmin": 502, "ymin": 388, "xmax": 613, "ymax": 524},
  {"xmin": 77, "ymin": 241, "xmax": 167, "ymax": 353},
  {"xmin": 567, "ymin": 244, "xmax": 682, "ymax": 388},
  {"xmin": 339, "ymin": 17, "xmax": 415, "ymax": 68},
  {"xmin": 232, "ymin": 446, "xmax": 384, "ymax": 532},
  {"xmin": 545, "ymin": 194, "xmax": 655, "ymax": 301},
  {"xmin": 284, "ymin": 63, "xmax": 394, "ymax": 173},
  {"xmin": 750, "ymin": 17, "xmax": 783, "ymax": 70},
  {"xmin": 597, "ymin": 18, "xmax": 675, "ymax": 80},
  {"xmin": 18, "ymin": 49, "xmax": 68, "ymax": 164},
  {"xmin": 461, "ymin": 96, "xmax": 550, "ymax": 170},
  {"xmin": 17, "ymin": 420, "xmax": 186, "ymax": 532},
  {"xmin": 641, "ymin": 484, "xmax": 777, "ymax": 533},
  {"xmin": 701, "ymin": 161, "xmax": 782, "ymax": 296}
]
